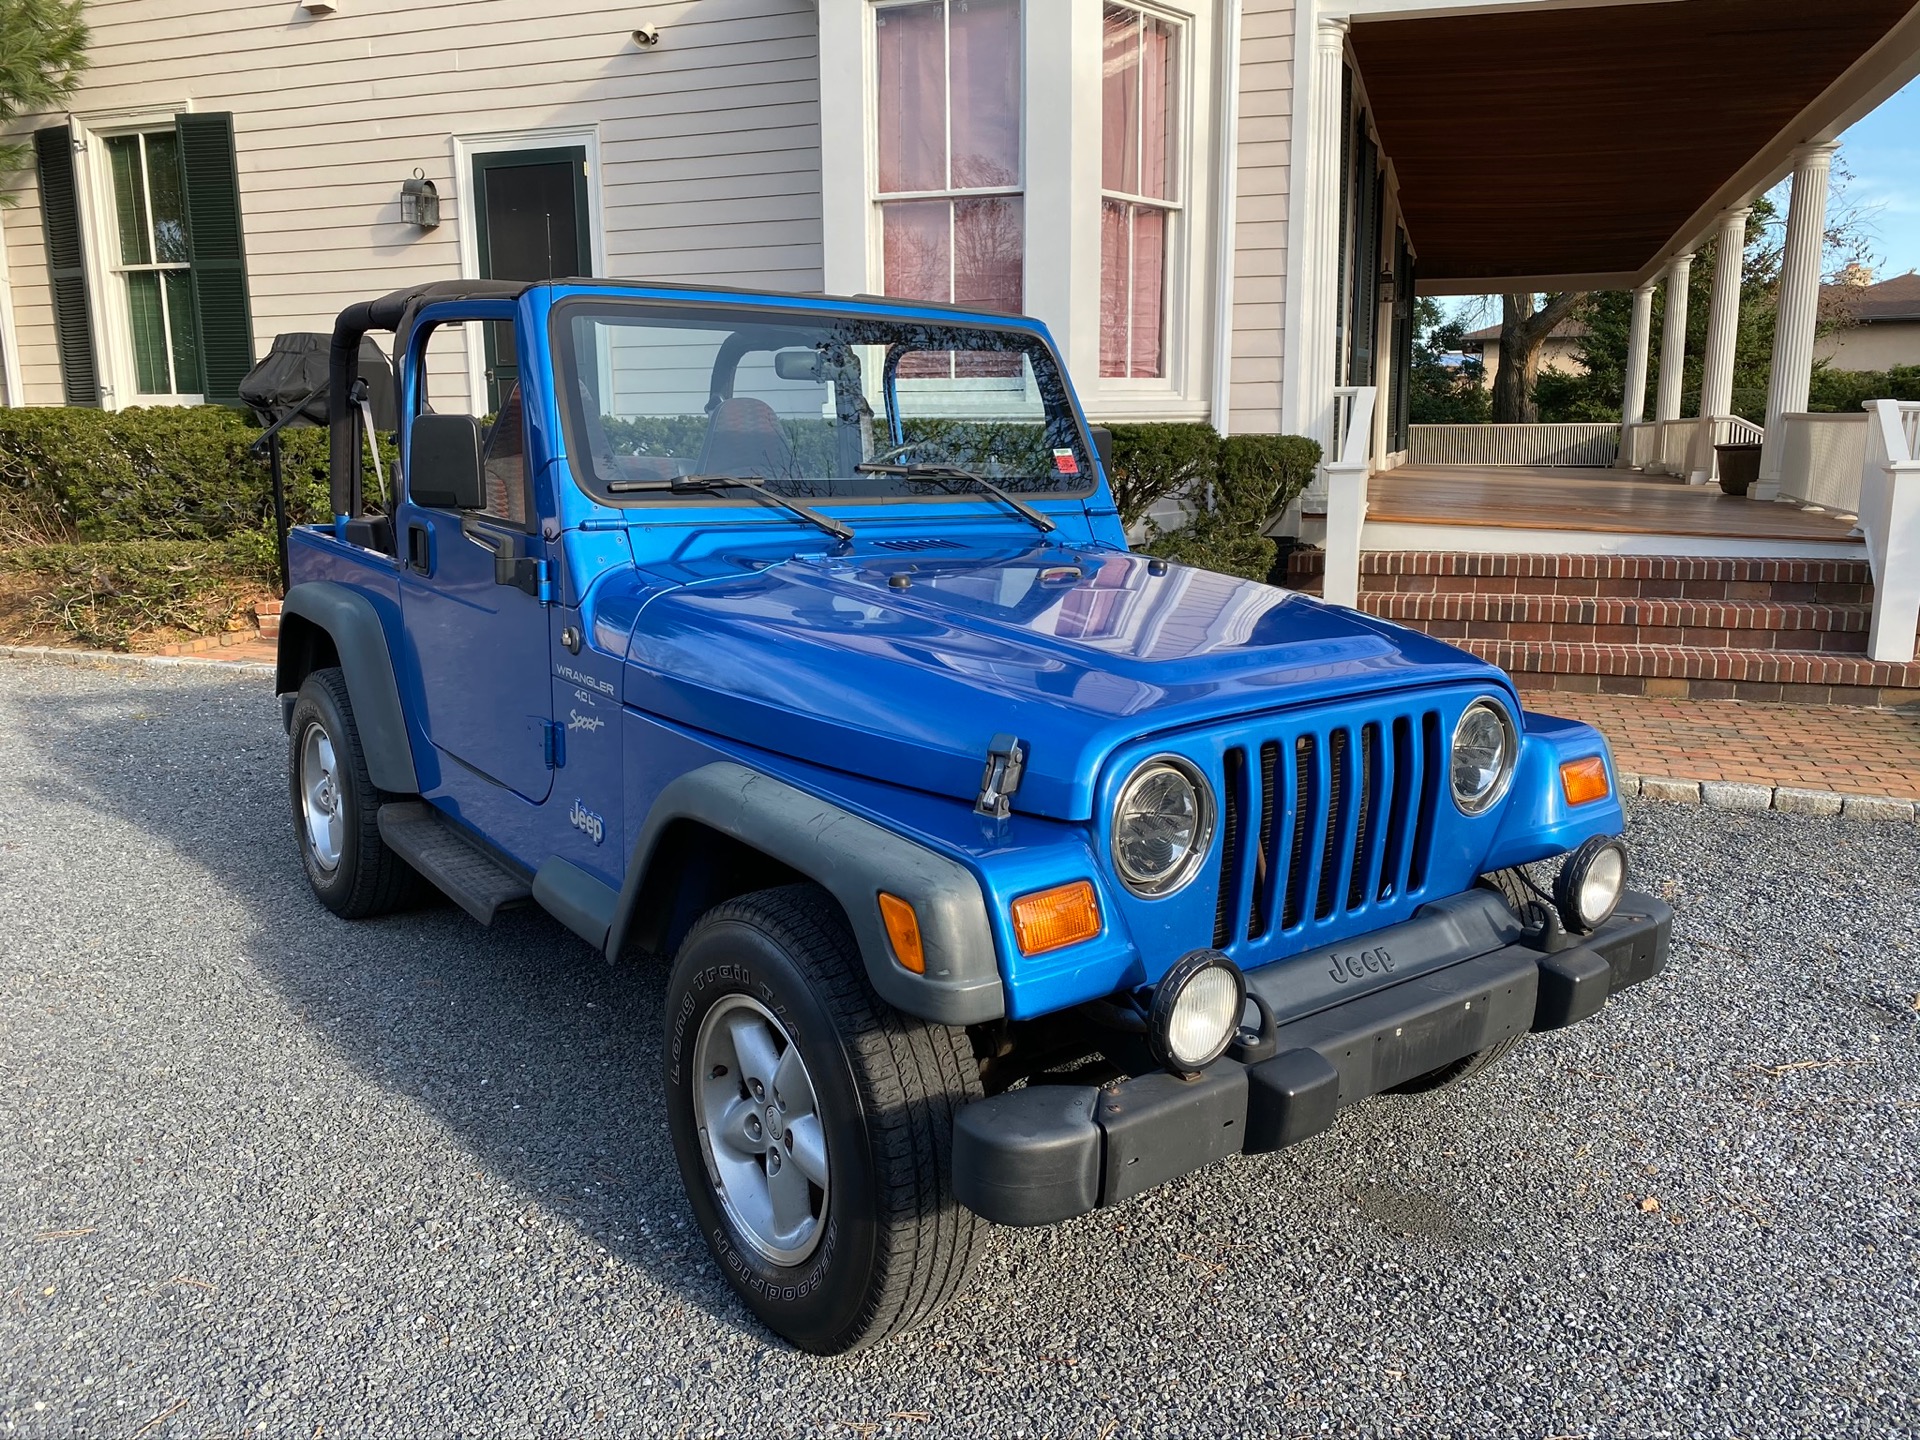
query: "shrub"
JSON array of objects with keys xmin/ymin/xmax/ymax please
[
  {"xmin": 1140, "ymin": 431, "xmax": 1322, "ymax": 583},
  {"xmin": 1806, "ymin": 364, "xmax": 1920, "ymax": 414},
  {"xmin": 3, "ymin": 536, "xmax": 275, "ymax": 650},
  {"xmin": 0, "ymin": 403, "xmax": 391, "ymax": 547},
  {"xmin": 1102, "ymin": 421, "xmax": 1219, "ymax": 528}
]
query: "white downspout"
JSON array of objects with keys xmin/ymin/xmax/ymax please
[
  {"xmin": 0, "ymin": 205, "xmax": 20, "ymax": 406},
  {"xmin": 1209, "ymin": 0, "xmax": 1244, "ymax": 438}
]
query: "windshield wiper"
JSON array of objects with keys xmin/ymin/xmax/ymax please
[
  {"xmin": 607, "ymin": 473, "xmax": 854, "ymax": 544},
  {"xmin": 853, "ymin": 462, "xmax": 1057, "ymax": 535}
]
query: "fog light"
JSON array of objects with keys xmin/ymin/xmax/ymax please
[
  {"xmin": 1148, "ymin": 950, "xmax": 1246, "ymax": 1078},
  {"xmin": 1553, "ymin": 835, "xmax": 1628, "ymax": 934}
]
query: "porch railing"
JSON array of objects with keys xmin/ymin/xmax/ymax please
[
  {"xmin": 1643, "ymin": 416, "xmax": 1764, "ymax": 477},
  {"xmin": 1621, "ymin": 422, "xmax": 1658, "ymax": 469},
  {"xmin": 1323, "ymin": 385, "xmax": 1378, "ymax": 608},
  {"xmin": 1860, "ymin": 399, "xmax": 1920, "ymax": 663},
  {"xmin": 1408, "ymin": 423, "xmax": 1618, "ymax": 467},
  {"xmin": 1775, "ymin": 412, "xmax": 1868, "ymax": 513}
]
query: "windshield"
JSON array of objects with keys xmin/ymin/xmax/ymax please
[{"xmin": 552, "ymin": 301, "xmax": 1095, "ymax": 506}]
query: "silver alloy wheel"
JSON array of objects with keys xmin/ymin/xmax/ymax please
[
  {"xmin": 692, "ymin": 994, "xmax": 830, "ymax": 1265},
  {"xmin": 299, "ymin": 721, "xmax": 344, "ymax": 872}
]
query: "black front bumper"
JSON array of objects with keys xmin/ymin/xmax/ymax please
[{"xmin": 952, "ymin": 889, "xmax": 1671, "ymax": 1226}]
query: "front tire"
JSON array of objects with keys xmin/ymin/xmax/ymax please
[
  {"xmin": 1390, "ymin": 866, "xmax": 1539, "ymax": 1094},
  {"xmin": 286, "ymin": 667, "xmax": 418, "ymax": 919},
  {"xmin": 664, "ymin": 884, "xmax": 984, "ymax": 1354}
]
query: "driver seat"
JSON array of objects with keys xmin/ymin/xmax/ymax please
[{"xmin": 697, "ymin": 397, "xmax": 795, "ymax": 484}]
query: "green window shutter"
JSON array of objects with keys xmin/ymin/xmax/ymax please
[
  {"xmin": 174, "ymin": 112, "xmax": 255, "ymax": 406},
  {"xmin": 32, "ymin": 124, "xmax": 100, "ymax": 407}
]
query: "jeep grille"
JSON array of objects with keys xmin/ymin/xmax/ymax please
[{"xmin": 1209, "ymin": 708, "xmax": 1444, "ymax": 949}]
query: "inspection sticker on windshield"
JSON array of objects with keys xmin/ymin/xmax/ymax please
[{"xmin": 1052, "ymin": 448, "xmax": 1080, "ymax": 475}]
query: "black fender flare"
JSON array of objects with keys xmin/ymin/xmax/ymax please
[
  {"xmin": 606, "ymin": 762, "xmax": 1006, "ymax": 1026},
  {"xmin": 277, "ymin": 581, "xmax": 419, "ymax": 795}
]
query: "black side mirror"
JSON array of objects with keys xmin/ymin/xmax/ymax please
[
  {"xmin": 1089, "ymin": 425, "xmax": 1115, "ymax": 478},
  {"xmin": 409, "ymin": 413, "xmax": 484, "ymax": 510}
]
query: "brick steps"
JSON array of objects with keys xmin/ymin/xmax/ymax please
[
  {"xmin": 1288, "ymin": 549, "xmax": 1871, "ymax": 605},
  {"xmin": 1362, "ymin": 592, "xmax": 1873, "ymax": 654},
  {"xmin": 1283, "ymin": 548, "xmax": 1919, "ymax": 706}
]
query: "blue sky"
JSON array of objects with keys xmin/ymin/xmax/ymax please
[{"xmin": 1836, "ymin": 78, "xmax": 1920, "ymax": 278}]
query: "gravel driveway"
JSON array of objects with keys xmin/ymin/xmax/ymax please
[{"xmin": 2, "ymin": 656, "xmax": 1917, "ymax": 1439}]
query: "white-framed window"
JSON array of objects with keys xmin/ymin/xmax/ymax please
[
  {"xmin": 1099, "ymin": 2, "xmax": 1182, "ymax": 381},
  {"xmin": 872, "ymin": 0, "xmax": 1024, "ymax": 315},
  {"xmin": 101, "ymin": 129, "xmax": 202, "ymax": 400}
]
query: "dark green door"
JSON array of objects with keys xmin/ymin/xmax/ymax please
[{"xmin": 471, "ymin": 147, "xmax": 591, "ymax": 409}]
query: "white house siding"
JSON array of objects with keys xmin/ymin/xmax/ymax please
[
  {"xmin": 1226, "ymin": 0, "xmax": 1294, "ymax": 435},
  {"xmin": 0, "ymin": 0, "xmax": 824, "ymax": 410},
  {"xmin": 1815, "ymin": 321, "xmax": 1920, "ymax": 373}
]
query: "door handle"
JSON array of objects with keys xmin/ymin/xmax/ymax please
[
  {"xmin": 462, "ymin": 515, "xmax": 547, "ymax": 598},
  {"xmin": 406, "ymin": 521, "xmax": 433, "ymax": 575}
]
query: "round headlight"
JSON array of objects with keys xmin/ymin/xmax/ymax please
[
  {"xmin": 1451, "ymin": 699, "xmax": 1517, "ymax": 816},
  {"xmin": 1554, "ymin": 835, "xmax": 1628, "ymax": 933},
  {"xmin": 1110, "ymin": 756, "xmax": 1215, "ymax": 898},
  {"xmin": 1148, "ymin": 950, "xmax": 1247, "ymax": 1077}
]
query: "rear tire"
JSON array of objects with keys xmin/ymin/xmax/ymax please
[
  {"xmin": 287, "ymin": 667, "xmax": 419, "ymax": 919},
  {"xmin": 663, "ymin": 884, "xmax": 984, "ymax": 1354}
]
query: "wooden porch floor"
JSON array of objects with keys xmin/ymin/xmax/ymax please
[{"xmin": 1368, "ymin": 464, "xmax": 1859, "ymax": 544}]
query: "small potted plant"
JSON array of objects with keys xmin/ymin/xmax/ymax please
[{"xmin": 1715, "ymin": 441, "xmax": 1764, "ymax": 496}]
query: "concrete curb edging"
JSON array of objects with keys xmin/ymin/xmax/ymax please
[
  {"xmin": 0, "ymin": 644, "xmax": 275, "ymax": 676},
  {"xmin": 1620, "ymin": 771, "xmax": 1918, "ymax": 823}
]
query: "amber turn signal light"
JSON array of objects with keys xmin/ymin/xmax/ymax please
[
  {"xmin": 878, "ymin": 892, "xmax": 926, "ymax": 974},
  {"xmin": 1560, "ymin": 755, "xmax": 1611, "ymax": 806},
  {"xmin": 1010, "ymin": 881, "xmax": 1101, "ymax": 956}
]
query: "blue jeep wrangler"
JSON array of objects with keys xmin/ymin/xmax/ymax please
[{"xmin": 276, "ymin": 279, "xmax": 1669, "ymax": 1353}]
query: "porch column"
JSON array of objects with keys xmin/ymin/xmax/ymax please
[
  {"xmin": 1690, "ymin": 207, "xmax": 1750, "ymax": 482},
  {"xmin": 1755, "ymin": 142, "xmax": 1839, "ymax": 500},
  {"xmin": 1290, "ymin": 14, "xmax": 1351, "ymax": 512},
  {"xmin": 1617, "ymin": 280, "xmax": 1655, "ymax": 467},
  {"xmin": 1653, "ymin": 253, "xmax": 1693, "ymax": 424}
]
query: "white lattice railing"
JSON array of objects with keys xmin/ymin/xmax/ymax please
[
  {"xmin": 1408, "ymin": 423, "xmax": 1619, "ymax": 467},
  {"xmin": 1322, "ymin": 385, "xmax": 1378, "ymax": 609},
  {"xmin": 1775, "ymin": 412, "xmax": 1868, "ymax": 513},
  {"xmin": 1650, "ymin": 418, "xmax": 1697, "ymax": 474},
  {"xmin": 1622, "ymin": 422, "xmax": 1659, "ymax": 469},
  {"xmin": 1860, "ymin": 400, "xmax": 1920, "ymax": 663},
  {"xmin": 1643, "ymin": 416, "xmax": 1765, "ymax": 478}
]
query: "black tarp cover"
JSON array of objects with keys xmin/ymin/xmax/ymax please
[{"xmin": 239, "ymin": 333, "xmax": 396, "ymax": 431}]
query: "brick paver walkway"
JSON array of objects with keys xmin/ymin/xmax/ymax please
[{"xmin": 1539, "ymin": 692, "xmax": 1920, "ymax": 801}]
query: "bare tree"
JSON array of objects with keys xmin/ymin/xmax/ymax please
[{"xmin": 1492, "ymin": 291, "xmax": 1586, "ymax": 424}]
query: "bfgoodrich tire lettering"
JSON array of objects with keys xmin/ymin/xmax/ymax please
[
  {"xmin": 286, "ymin": 667, "xmax": 419, "ymax": 919},
  {"xmin": 664, "ymin": 884, "xmax": 984, "ymax": 1354}
]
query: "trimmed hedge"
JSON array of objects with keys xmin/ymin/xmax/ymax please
[
  {"xmin": 1102, "ymin": 421, "xmax": 1219, "ymax": 528},
  {"xmin": 0, "ymin": 404, "xmax": 364, "ymax": 544},
  {"xmin": 1807, "ymin": 364, "xmax": 1920, "ymax": 414},
  {"xmin": 3, "ymin": 536, "xmax": 276, "ymax": 650},
  {"xmin": 0, "ymin": 405, "xmax": 1322, "ymax": 648},
  {"xmin": 1137, "ymin": 430, "xmax": 1322, "ymax": 582}
]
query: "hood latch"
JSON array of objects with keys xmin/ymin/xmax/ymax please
[{"xmin": 974, "ymin": 733, "xmax": 1027, "ymax": 819}]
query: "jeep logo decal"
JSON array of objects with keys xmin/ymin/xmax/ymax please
[
  {"xmin": 569, "ymin": 799, "xmax": 605, "ymax": 845},
  {"xmin": 1328, "ymin": 947, "xmax": 1394, "ymax": 983}
]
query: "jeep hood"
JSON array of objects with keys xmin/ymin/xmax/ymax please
[{"xmin": 609, "ymin": 545, "xmax": 1508, "ymax": 821}]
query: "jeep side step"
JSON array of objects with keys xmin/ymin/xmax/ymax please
[{"xmin": 376, "ymin": 801, "xmax": 532, "ymax": 925}]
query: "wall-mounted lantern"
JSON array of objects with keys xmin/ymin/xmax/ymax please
[{"xmin": 400, "ymin": 169, "xmax": 440, "ymax": 230}]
